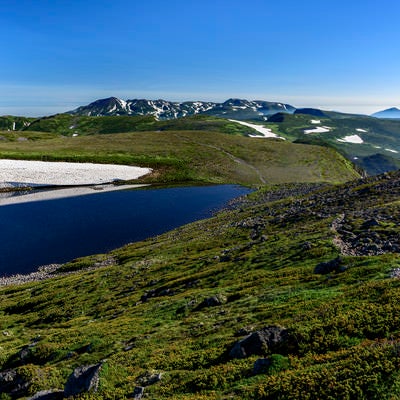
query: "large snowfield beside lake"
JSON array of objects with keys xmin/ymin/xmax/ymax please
[{"xmin": 0, "ymin": 160, "xmax": 152, "ymax": 187}]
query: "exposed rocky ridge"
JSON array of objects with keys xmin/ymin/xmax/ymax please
[{"xmin": 231, "ymin": 172, "xmax": 400, "ymax": 257}]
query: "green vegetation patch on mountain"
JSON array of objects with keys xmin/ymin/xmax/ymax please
[
  {"xmin": 2, "ymin": 172, "xmax": 400, "ymax": 398},
  {"xmin": 0, "ymin": 116, "xmax": 35, "ymax": 131},
  {"xmin": 23, "ymin": 114, "xmax": 253, "ymax": 137},
  {"xmin": 265, "ymin": 112, "xmax": 400, "ymax": 175},
  {"xmin": 0, "ymin": 129, "xmax": 359, "ymax": 185}
]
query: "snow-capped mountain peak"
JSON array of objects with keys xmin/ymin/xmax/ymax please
[{"xmin": 68, "ymin": 97, "xmax": 296, "ymax": 120}]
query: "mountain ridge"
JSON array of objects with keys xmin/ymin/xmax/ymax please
[
  {"xmin": 67, "ymin": 96, "xmax": 400, "ymax": 121},
  {"xmin": 67, "ymin": 97, "xmax": 296, "ymax": 120}
]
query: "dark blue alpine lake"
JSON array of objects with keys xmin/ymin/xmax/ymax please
[{"xmin": 0, "ymin": 184, "xmax": 251, "ymax": 275}]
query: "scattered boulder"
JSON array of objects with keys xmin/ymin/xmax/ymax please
[
  {"xmin": 389, "ymin": 268, "xmax": 400, "ymax": 278},
  {"xmin": 253, "ymin": 358, "xmax": 271, "ymax": 375},
  {"xmin": 28, "ymin": 389, "xmax": 64, "ymax": 399},
  {"xmin": 137, "ymin": 371, "xmax": 162, "ymax": 386},
  {"xmin": 133, "ymin": 386, "xmax": 145, "ymax": 399},
  {"xmin": 64, "ymin": 363, "xmax": 103, "ymax": 397},
  {"xmin": 361, "ymin": 218, "xmax": 380, "ymax": 229},
  {"xmin": 0, "ymin": 368, "xmax": 30, "ymax": 397},
  {"xmin": 197, "ymin": 294, "xmax": 227, "ymax": 309},
  {"xmin": 314, "ymin": 257, "xmax": 346, "ymax": 274},
  {"xmin": 230, "ymin": 326, "xmax": 290, "ymax": 359},
  {"xmin": 301, "ymin": 241, "xmax": 312, "ymax": 250}
]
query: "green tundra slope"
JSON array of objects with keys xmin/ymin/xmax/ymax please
[
  {"xmin": 264, "ymin": 112, "xmax": 400, "ymax": 174},
  {"xmin": 1, "ymin": 172, "xmax": 400, "ymax": 398},
  {"xmin": 0, "ymin": 129, "xmax": 358, "ymax": 185},
  {"xmin": 16, "ymin": 111, "xmax": 400, "ymax": 175},
  {"xmin": 22, "ymin": 114, "xmax": 253, "ymax": 136}
]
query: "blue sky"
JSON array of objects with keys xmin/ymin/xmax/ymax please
[{"xmin": 1, "ymin": 0, "xmax": 400, "ymax": 116}]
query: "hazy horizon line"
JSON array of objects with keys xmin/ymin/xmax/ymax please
[{"xmin": 0, "ymin": 86, "xmax": 398, "ymax": 117}]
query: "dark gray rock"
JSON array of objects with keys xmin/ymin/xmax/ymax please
[
  {"xmin": 64, "ymin": 363, "xmax": 102, "ymax": 397},
  {"xmin": 137, "ymin": 371, "xmax": 162, "ymax": 386},
  {"xmin": 314, "ymin": 257, "xmax": 343, "ymax": 274},
  {"xmin": 0, "ymin": 368, "xmax": 30, "ymax": 397},
  {"xmin": 253, "ymin": 358, "xmax": 271, "ymax": 375},
  {"xmin": 198, "ymin": 294, "xmax": 227, "ymax": 309},
  {"xmin": 361, "ymin": 218, "xmax": 380, "ymax": 229},
  {"xmin": 230, "ymin": 326, "xmax": 290, "ymax": 359},
  {"xmin": 28, "ymin": 389, "xmax": 64, "ymax": 399},
  {"xmin": 133, "ymin": 386, "xmax": 145, "ymax": 399},
  {"xmin": 301, "ymin": 241, "xmax": 312, "ymax": 250}
]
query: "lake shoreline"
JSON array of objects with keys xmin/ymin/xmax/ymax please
[{"xmin": 0, "ymin": 184, "xmax": 252, "ymax": 279}]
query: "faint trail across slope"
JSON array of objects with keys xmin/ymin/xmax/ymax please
[{"xmin": 174, "ymin": 134, "xmax": 266, "ymax": 184}]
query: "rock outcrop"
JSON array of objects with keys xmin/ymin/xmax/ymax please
[
  {"xmin": 64, "ymin": 363, "xmax": 103, "ymax": 397},
  {"xmin": 230, "ymin": 326, "xmax": 291, "ymax": 359}
]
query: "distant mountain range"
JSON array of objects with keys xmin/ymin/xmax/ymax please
[
  {"xmin": 2, "ymin": 96, "xmax": 400, "ymax": 176},
  {"xmin": 371, "ymin": 107, "xmax": 400, "ymax": 119},
  {"xmin": 67, "ymin": 97, "xmax": 400, "ymax": 121},
  {"xmin": 68, "ymin": 97, "xmax": 296, "ymax": 120}
]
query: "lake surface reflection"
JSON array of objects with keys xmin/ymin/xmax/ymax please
[{"xmin": 0, "ymin": 184, "xmax": 251, "ymax": 275}]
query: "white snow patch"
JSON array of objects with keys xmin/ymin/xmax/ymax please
[
  {"xmin": 117, "ymin": 98, "xmax": 127, "ymax": 109},
  {"xmin": 228, "ymin": 119, "xmax": 284, "ymax": 139},
  {"xmin": 385, "ymin": 148, "xmax": 399, "ymax": 153},
  {"xmin": 337, "ymin": 135, "xmax": 364, "ymax": 144},
  {"xmin": 356, "ymin": 128, "xmax": 367, "ymax": 133},
  {"xmin": 0, "ymin": 160, "xmax": 151, "ymax": 187},
  {"xmin": 311, "ymin": 120, "xmax": 321, "ymax": 124},
  {"xmin": 304, "ymin": 126, "xmax": 331, "ymax": 134}
]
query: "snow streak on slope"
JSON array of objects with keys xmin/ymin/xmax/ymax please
[
  {"xmin": 228, "ymin": 120, "xmax": 284, "ymax": 139},
  {"xmin": 337, "ymin": 135, "xmax": 364, "ymax": 144},
  {"xmin": 304, "ymin": 126, "xmax": 331, "ymax": 134}
]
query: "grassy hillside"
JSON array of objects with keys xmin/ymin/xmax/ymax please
[
  {"xmin": 0, "ymin": 129, "xmax": 358, "ymax": 185},
  {"xmin": 23, "ymin": 114, "xmax": 253, "ymax": 137},
  {"xmin": 265, "ymin": 112, "xmax": 400, "ymax": 174},
  {"xmin": 0, "ymin": 116, "xmax": 34, "ymax": 131},
  {"xmin": 13, "ymin": 111, "xmax": 400, "ymax": 175},
  {"xmin": 1, "ymin": 172, "xmax": 400, "ymax": 398}
]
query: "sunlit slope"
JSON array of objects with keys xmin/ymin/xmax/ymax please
[
  {"xmin": 0, "ymin": 130, "xmax": 359, "ymax": 185},
  {"xmin": 265, "ymin": 112, "xmax": 400, "ymax": 174}
]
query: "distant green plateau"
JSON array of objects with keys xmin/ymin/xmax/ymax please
[
  {"xmin": 2, "ymin": 109, "xmax": 400, "ymax": 175},
  {"xmin": 0, "ymin": 115, "xmax": 358, "ymax": 185}
]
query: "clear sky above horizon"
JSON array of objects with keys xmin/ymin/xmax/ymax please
[{"xmin": 1, "ymin": 0, "xmax": 400, "ymax": 116}]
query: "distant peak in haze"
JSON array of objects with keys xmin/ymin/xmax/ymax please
[{"xmin": 372, "ymin": 107, "xmax": 400, "ymax": 119}]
